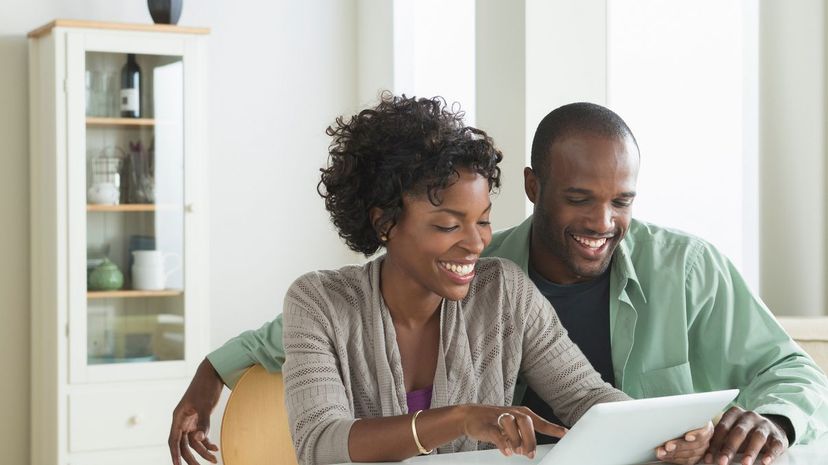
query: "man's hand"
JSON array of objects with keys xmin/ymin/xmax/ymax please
[
  {"xmin": 656, "ymin": 421, "xmax": 714, "ymax": 465},
  {"xmin": 168, "ymin": 358, "xmax": 226, "ymax": 465},
  {"xmin": 704, "ymin": 406, "xmax": 789, "ymax": 465}
]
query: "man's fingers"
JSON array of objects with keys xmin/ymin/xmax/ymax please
[
  {"xmin": 668, "ymin": 444, "xmax": 710, "ymax": 459},
  {"xmin": 687, "ymin": 421, "xmax": 715, "ymax": 442},
  {"xmin": 188, "ymin": 430, "xmax": 218, "ymax": 463},
  {"xmin": 204, "ymin": 436, "xmax": 219, "ymax": 452},
  {"xmin": 758, "ymin": 436, "xmax": 786, "ymax": 465},
  {"xmin": 168, "ymin": 426, "xmax": 182, "ymax": 465},
  {"xmin": 168, "ymin": 408, "xmax": 191, "ymax": 465},
  {"xmin": 708, "ymin": 407, "xmax": 743, "ymax": 456},
  {"xmin": 664, "ymin": 438, "xmax": 701, "ymax": 453},
  {"xmin": 739, "ymin": 428, "xmax": 770, "ymax": 465},
  {"xmin": 659, "ymin": 421, "xmax": 715, "ymax": 461},
  {"xmin": 686, "ymin": 423, "xmax": 708, "ymax": 439},
  {"xmin": 180, "ymin": 434, "xmax": 199, "ymax": 465},
  {"xmin": 195, "ymin": 429, "xmax": 220, "ymax": 451},
  {"xmin": 716, "ymin": 422, "xmax": 752, "ymax": 465},
  {"xmin": 702, "ymin": 421, "xmax": 716, "ymax": 440},
  {"xmin": 710, "ymin": 408, "xmax": 749, "ymax": 465},
  {"xmin": 658, "ymin": 439, "xmax": 708, "ymax": 462},
  {"xmin": 659, "ymin": 422, "xmax": 713, "ymax": 463}
]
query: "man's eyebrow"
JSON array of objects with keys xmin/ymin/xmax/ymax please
[
  {"xmin": 563, "ymin": 187, "xmax": 637, "ymax": 197},
  {"xmin": 431, "ymin": 203, "xmax": 493, "ymax": 217}
]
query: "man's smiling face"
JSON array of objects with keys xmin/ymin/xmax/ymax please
[{"xmin": 526, "ymin": 133, "xmax": 640, "ymax": 284}]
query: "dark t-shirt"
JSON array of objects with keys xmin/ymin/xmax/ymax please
[{"xmin": 522, "ymin": 264, "xmax": 615, "ymax": 444}]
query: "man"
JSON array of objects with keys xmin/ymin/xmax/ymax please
[
  {"xmin": 169, "ymin": 103, "xmax": 828, "ymax": 465},
  {"xmin": 483, "ymin": 103, "xmax": 828, "ymax": 465}
]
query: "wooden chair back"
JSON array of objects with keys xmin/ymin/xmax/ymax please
[{"xmin": 221, "ymin": 365, "xmax": 298, "ymax": 465}]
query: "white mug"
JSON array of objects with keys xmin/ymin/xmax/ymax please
[{"xmin": 131, "ymin": 251, "xmax": 180, "ymax": 290}]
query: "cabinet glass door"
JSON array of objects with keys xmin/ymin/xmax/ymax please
[{"xmin": 83, "ymin": 51, "xmax": 186, "ymax": 368}]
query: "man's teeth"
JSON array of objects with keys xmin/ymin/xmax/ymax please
[
  {"xmin": 572, "ymin": 235, "xmax": 608, "ymax": 249},
  {"xmin": 440, "ymin": 262, "xmax": 475, "ymax": 276}
]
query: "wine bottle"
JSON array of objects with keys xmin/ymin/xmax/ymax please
[{"xmin": 120, "ymin": 54, "xmax": 142, "ymax": 118}]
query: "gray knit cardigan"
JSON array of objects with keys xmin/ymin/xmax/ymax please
[{"xmin": 282, "ymin": 257, "xmax": 629, "ymax": 465}]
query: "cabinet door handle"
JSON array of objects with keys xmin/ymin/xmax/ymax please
[
  {"xmin": 128, "ymin": 414, "xmax": 143, "ymax": 426},
  {"xmin": 185, "ymin": 203, "xmax": 195, "ymax": 213}
]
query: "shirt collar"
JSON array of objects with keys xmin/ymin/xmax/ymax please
[
  {"xmin": 612, "ymin": 221, "xmax": 647, "ymax": 304},
  {"xmin": 506, "ymin": 215, "xmax": 647, "ymax": 304}
]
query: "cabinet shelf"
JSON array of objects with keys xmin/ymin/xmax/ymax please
[
  {"xmin": 87, "ymin": 289, "xmax": 183, "ymax": 299},
  {"xmin": 86, "ymin": 204, "xmax": 178, "ymax": 212},
  {"xmin": 87, "ymin": 204, "xmax": 155, "ymax": 212},
  {"xmin": 86, "ymin": 117, "xmax": 155, "ymax": 127}
]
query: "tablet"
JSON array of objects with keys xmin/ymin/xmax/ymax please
[{"xmin": 538, "ymin": 389, "xmax": 739, "ymax": 465}]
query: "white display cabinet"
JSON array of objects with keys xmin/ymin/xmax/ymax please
[{"xmin": 29, "ymin": 20, "xmax": 209, "ymax": 465}]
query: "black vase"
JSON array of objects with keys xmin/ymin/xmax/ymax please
[{"xmin": 147, "ymin": 0, "xmax": 183, "ymax": 25}]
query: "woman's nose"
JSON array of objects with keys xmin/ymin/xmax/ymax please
[{"xmin": 462, "ymin": 226, "xmax": 485, "ymax": 254}]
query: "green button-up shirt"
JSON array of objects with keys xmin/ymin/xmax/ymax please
[
  {"xmin": 208, "ymin": 216, "xmax": 828, "ymax": 444},
  {"xmin": 484, "ymin": 216, "xmax": 828, "ymax": 444}
]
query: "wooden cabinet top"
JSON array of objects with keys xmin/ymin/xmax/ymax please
[{"xmin": 29, "ymin": 19, "xmax": 210, "ymax": 38}]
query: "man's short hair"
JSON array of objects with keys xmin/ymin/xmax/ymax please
[{"xmin": 530, "ymin": 102, "xmax": 639, "ymax": 176}]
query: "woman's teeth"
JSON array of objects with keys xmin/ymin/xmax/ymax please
[
  {"xmin": 572, "ymin": 234, "xmax": 608, "ymax": 249},
  {"xmin": 439, "ymin": 262, "xmax": 475, "ymax": 276}
]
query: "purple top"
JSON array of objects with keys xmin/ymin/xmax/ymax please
[{"xmin": 406, "ymin": 385, "xmax": 433, "ymax": 412}]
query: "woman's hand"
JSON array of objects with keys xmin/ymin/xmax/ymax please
[
  {"xmin": 460, "ymin": 405, "xmax": 567, "ymax": 459},
  {"xmin": 656, "ymin": 421, "xmax": 715, "ymax": 465},
  {"xmin": 168, "ymin": 358, "xmax": 226, "ymax": 464}
]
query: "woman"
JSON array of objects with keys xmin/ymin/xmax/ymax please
[{"xmin": 168, "ymin": 94, "xmax": 710, "ymax": 465}]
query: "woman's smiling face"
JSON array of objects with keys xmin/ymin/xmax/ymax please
[{"xmin": 382, "ymin": 168, "xmax": 494, "ymax": 302}]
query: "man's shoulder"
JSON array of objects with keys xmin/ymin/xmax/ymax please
[
  {"xmin": 625, "ymin": 219, "xmax": 709, "ymax": 252},
  {"xmin": 483, "ymin": 216, "xmax": 533, "ymax": 268},
  {"xmin": 487, "ymin": 225, "xmax": 521, "ymax": 252},
  {"xmin": 622, "ymin": 219, "xmax": 719, "ymax": 272}
]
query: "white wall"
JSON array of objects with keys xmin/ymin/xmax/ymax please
[
  {"xmin": 607, "ymin": 0, "xmax": 758, "ymax": 287},
  {"xmin": 0, "ymin": 14, "xmax": 36, "ymax": 465},
  {"xmin": 0, "ymin": 1, "xmax": 359, "ymax": 462},
  {"xmin": 475, "ymin": 0, "xmax": 609, "ymax": 230},
  {"xmin": 393, "ymin": 0, "xmax": 476, "ymax": 124}
]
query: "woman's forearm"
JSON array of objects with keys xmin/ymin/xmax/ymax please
[{"xmin": 347, "ymin": 405, "xmax": 468, "ymax": 462}]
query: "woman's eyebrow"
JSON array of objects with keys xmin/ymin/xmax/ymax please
[{"xmin": 430, "ymin": 203, "xmax": 492, "ymax": 217}]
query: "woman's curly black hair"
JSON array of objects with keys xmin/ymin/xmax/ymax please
[{"xmin": 318, "ymin": 92, "xmax": 503, "ymax": 256}]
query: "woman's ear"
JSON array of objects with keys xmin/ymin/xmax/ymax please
[{"xmin": 369, "ymin": 207, "xmax": 388, "ymax": 242}]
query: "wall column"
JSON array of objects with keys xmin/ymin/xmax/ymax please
[
  {"xmin": 475, "ymin": 0, "xmax": 608, "ymax": 230},
  {"xmin": 759, "ymin": 0, "xmax": 827, "ymax": 316}
]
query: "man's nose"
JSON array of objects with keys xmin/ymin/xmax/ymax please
[{"xmin": 585, "ymin": 204, "xmax": 615, "ymax": 234}]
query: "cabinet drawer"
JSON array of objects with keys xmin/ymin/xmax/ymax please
[{"xmin": 69, "ymin": 385, "xmax": 182, "ymax": 452}]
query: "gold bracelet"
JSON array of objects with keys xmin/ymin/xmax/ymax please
[{"xmin": 411, "ymin": 409, "xmax": 434, "ymax": 455}]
